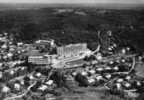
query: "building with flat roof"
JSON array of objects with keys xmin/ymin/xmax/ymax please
[
  {"xmin": 57, "ymin": 43, "xmax": 91, "ymax": 59},
  {"xmin": 28, "ymin": 55, "xmax": 57, "ymax": 65},
  {"xmin": 28, "ymin": 43, "xmax": 91, "ymax": 68},
  {"xmin": 28, "ymin": 56, "xmax": 49, "ymax": 65}
]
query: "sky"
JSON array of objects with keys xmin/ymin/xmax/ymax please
[{"xmin": 0, "ymin": 0, "xmax": 143, "ymax": 4}]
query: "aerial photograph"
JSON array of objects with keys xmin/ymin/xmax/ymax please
[{"xmin": 0, "ymin": 0, "xmax": 144, "ymax": 100}]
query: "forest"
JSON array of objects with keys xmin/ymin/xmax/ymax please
[{"xmin": 0, "ymin": 7, "xmax": 143, "ymax": 51}]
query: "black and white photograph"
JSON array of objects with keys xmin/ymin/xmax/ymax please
[{"xmin": 0, "ymin": 0, "xmax": 144, "ymax": 100}]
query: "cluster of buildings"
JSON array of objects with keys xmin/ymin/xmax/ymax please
[
  {"xmin": 0, "ymin": 33, "xmax": 26, "ymax": 70},
  {"xmin": 0, "ymin": 31, "xmax": 144, "ymax": 100},
  {"xmin": 64, "ymin": 50, "xmax": 144, "ymax": 97},
  {"xmin": 0, "ymin": 35, "xmax": 92, "ymax": 99},
  {"xmin": 0, "ymin": 33, "xmax": 30, "ymax": 99},
  {"xmin": 0, "ymin": 36, "xmax": 58, "ymax": 100},
  {"xmin": 28, "ymin": 40, "xmax": 91, "ymax": 68},
  {"xmin": 0, "ymin": 68, "xmax": 56, "ymax": 100}
]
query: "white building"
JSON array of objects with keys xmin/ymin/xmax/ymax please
[
  {"xmin": 28, "ymin": 55, "xmax": 57, "ymax": 65},
  {"xmin": 57, "ymin": 43, "xmax": 91, "ymax": 59},
  {"xmin": 28, "ymin": 56, "xmax": 50, "ymax": 65}
]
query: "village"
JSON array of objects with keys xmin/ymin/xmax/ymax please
[{"xmin": 0, "ymin": 31, "xmax": 144, "ymax": 100}]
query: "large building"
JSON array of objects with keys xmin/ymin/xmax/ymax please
[
  {"xmin": 35, "ymin": 39, "xmax": 56, "ymax": 49},
  {"xmin": 28, "ymin": 43, "xmax": 91, "ymax": 68},
  {"xmin": 57, "ymin": 43, "xmax": 91, "ymax": 59},
  {"xmin": 28, "ymin": 56, "xmax": 50, "ymax": 65},
  {"xmin": 28, "ymin": 55, "xmax": 57, "ymax": 65},
  {"xmin": 27, "ymin": 39, "xmax": 57, "ymax": 65},
  {"xmin": 27, "ymin": 49, "xmax": 55, "ymax": 65}
]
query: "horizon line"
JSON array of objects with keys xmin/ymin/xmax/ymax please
[{"xmin": 0, "ymin": 2, "xmax": 144, "ymax": 4}]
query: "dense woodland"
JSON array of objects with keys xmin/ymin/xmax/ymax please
[{"xmin": 0, "ymin": 7, "xmax": 144, "ymax": 51}]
